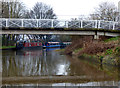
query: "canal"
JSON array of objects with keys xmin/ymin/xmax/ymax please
[{"xmin": 2, "ymin": 48, "xmax": 120, "ymax": 87}]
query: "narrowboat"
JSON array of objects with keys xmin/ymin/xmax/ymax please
[
  {"xmin": 16, "ymin": 40, "xmax": 42, "ymax": 50},
  {"xmin": 43, "ymin": 42, "xmax": 61, "ymax": 49},
  {"xmin": 42, "ymin": 42, "xmax": 72, "ymax": 49},
  {"xmin": 59, "ymin": 42, "xmax": 72, "ymax": 48}
]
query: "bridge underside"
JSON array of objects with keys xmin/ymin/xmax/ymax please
[{"xmin": 1, "ymin": 28, "xmax": 120, "ymax": 37}]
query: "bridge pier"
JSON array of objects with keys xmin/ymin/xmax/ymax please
[{"xmin": 94, "ymin": 35, "xmax": 99, "ymax": 40}]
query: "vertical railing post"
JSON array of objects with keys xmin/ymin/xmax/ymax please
[
  {"xmin": 37, "ymin": 19, "xmax": 39, "ymax": 28},
  {"xmin": 51, "ymin": 19, "xmax": 54, "ymax": 28},
  {"xmin": 6, "ymin": 19, "xmax": 8, "ymax": 27},
  {"xmin": 21, "ymin": 19, "xmax": 23, "ymax": 27},
  {"xmin": 81, "ymin": 20, "xmax": 83, "ymax": 28},
  {"xmin": 95, "ymin": 20, "xmax": 97, "ymax": 28},
  {"xmin": 79, "ymin": 21, "xmax": 81, "ymax": 28},
  {"xmin": 98, "ymin": 21, "xmax": 101, "ymax": 29},
  {"xmin": 113, "ymin": 22, "xmax": 115, "ymax": 30}
]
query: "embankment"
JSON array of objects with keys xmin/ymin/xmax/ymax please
[
  {"xmin": 0, "ymin": 46, "xmax": 16, "ymax": 50},
  {"xmin": 65, "ymin": 36, "xmax": 120, "ymax": 66}
]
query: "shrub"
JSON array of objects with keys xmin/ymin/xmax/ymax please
[
  {"xmin": 105, "ymin": 49, "xmax": 113, "ymax": 55},
  {"xmin": 78, "ymin": 42, "xmax": 115, "ymax": 55}
]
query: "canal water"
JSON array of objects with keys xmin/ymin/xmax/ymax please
[{"xmin": 2, "ymin": 48, "xmax": 120, "ymax": 87}]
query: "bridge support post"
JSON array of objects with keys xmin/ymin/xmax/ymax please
[
  {"xmin": 94, "ymin": 35, "xmax": 99, "ymax": 39},
  {"xmin": 94, "ymin": 31, "xmax": 99, "ymax": 40}
]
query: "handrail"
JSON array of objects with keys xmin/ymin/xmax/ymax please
[{"xmin": 0, "ymin": 18, "xmax": 120, "ymax": 30}]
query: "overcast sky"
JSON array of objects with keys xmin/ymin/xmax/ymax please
[{"xmin": 22, "ymin": 0, "xmax": 120, "ymax": 19}]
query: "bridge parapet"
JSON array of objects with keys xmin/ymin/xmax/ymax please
[{"xmin": 0, "ymin": 18, "xmax": 120, "ymax": 30}]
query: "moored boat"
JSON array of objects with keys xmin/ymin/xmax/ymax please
[
  {"xmin": 43, "ymin": 42, "xmax": 61, "ymax": 49},
  {"xmin": 42, "ymin": 42, "xmax": 72, "ymax": 49},
  {"xmin": 16, "ymin": 40, "xmax": 42, "ymax": 50}
]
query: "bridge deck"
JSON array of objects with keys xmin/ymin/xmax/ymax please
[{"xmin": 1, "ymin": 28, "xmax": 120, "ymax": 36}]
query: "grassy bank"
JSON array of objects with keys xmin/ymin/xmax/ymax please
[{"xmin": 0, "ymin": 46, "xmax": 16, "ymax": 50}]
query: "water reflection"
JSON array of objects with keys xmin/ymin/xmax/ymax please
[
  {"xmin": 2, "ymin": 48, "xmax": 120, "ymax": 85},
  {"xmin": 2, "ymin": 49, "xmax": 70, "ymax": 77}
]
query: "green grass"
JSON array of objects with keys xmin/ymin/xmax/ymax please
[
  {"xmin": 0, "ymin": 46, "xmax": 16, "ymax": 49},
  {"xmin": 54, "ymin": 49, "xmax": 65, "ymax": 52},
  {"xmin": 74, "ymin": 48, "xmax": 83, "ymax": 53},
  {"xmin": 104, "ymin": 37, "xmax": 120, "ymax": 42}
]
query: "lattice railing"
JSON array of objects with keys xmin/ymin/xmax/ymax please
[{"xmin": 0, "ymin": 18, "xmax": 120, "ymax": 30}]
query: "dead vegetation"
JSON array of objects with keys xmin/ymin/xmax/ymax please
[
  {"xmin": 77, "ymin": 42, "xmax": 115, "ymax": 55},
  {"xmin": 65, "ymin": 36, "xmax": 118, "ymax": 56},
  {"xmin": 65, "ymin": 36, "xmax": 93, "ymax": 55}
]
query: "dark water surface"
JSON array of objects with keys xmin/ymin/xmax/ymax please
[{"xmin": 2, "ymin": 48, "xmax": 120, "ymax": 86}]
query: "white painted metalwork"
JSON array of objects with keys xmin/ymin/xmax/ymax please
[{"xmin": 0, "ymin": 18, "xmax": 120, "ymax": 30}]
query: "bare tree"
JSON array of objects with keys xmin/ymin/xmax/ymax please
[
  {"xmin": 79, "ymin": 15, "xmax": 90, "ymax": 20},
  {"xmin": 1, "ymin": 0, "xmax": 27, "ymax": 46},
  {"xmin": 0, "ymin": 1, "xmax": 3, "ymax": 18},
  {"xmin": 90, "ymin": 2, "xmax": 117, "ymax": 21},
  {"xmin": 89, "ymin": 14, "xmax": 100, "ymax": 20},
  {"xmin": 25, "ymin": 2, "xmax": 56, "ymax": 19},
  {"xmin": 1, "ymin": 0, "xmax": 26, "ymax": 18},
  {"xmin": 24, "ymin": 2, "xmax": 57, "ymax": 42}
]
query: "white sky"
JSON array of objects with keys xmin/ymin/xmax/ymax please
[{"xmin": 21, "ymin": 0, "xmax": 120, "ymax": 20}]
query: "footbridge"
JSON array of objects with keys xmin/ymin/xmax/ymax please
[{"xmin": 1, "ymin": 18, "xmax": 120, "ymax": 37}]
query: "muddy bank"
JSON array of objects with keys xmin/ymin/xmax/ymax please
[{"xmin": 65, "ymin": 36, "xmax": 120, "ymax": 66}]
